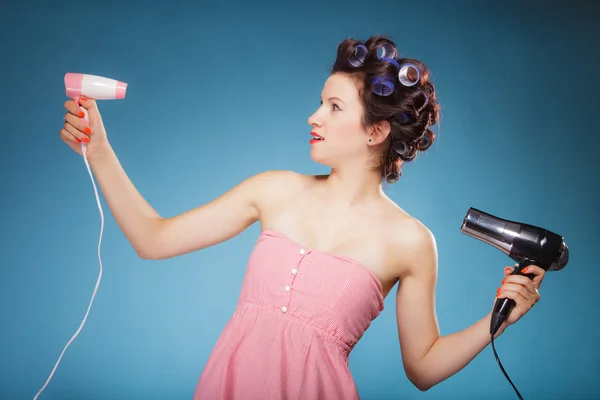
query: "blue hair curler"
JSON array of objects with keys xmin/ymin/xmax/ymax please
[
  {"xmin": 376, "ymin": 44, "xmax": 398, "ymax": 60},
  {"xmin": 380, "ymin": 57, "xmax": 399, "ymax": 69},
  {"xmin": 348, "ymin": 44, "xmax": 368, "ymax": 67},
  {"xmin": 398, "ymin": 63, "xmax": 421, "ymax": 86},
  {"xmin": 371, "ymin": 76, "xmax": 395, "ymax": 96}
]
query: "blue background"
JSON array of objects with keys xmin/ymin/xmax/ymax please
[{"xmin": 1, "ymin": 0, "xmax": 598, "ymax": 399}]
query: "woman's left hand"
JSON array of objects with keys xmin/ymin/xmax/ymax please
[{"xmin": 495, "ymin": 264, "xmax": 545, "ymax": 326}]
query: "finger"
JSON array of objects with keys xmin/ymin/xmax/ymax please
[
  {"xmin": 521, "ymin": 265, "xmax": 546, "ymax": 287},
  {"xmin": 496, "ymin": 286, "xmax": 532, "ymax": 307},
  {"xmin": 495, "ymin": 289, "xmax": 534, "ymax": 318},
  {"xmin": 499, "ymin": 282, "xmax": 541, "ymax": 306},
  {"xmin": 501, "ymin": 275, "xmax": 538, "ymax": 296},
  {"xmin": 498, "ymin": 282, "xmax": 536, "ymax": 300},
  {"xmin": 504, "ymin": 266, "xmax": 515, "ymax": 277},
  {"xmin": 64, "ymin": 113, "xmax": 92, "ymax": 138},
  {"xmin": 501, "ymin": 282, "xmax": 540, "ymax": 307},
  {"xmin": 64, "ymin": 99, "xmax": 86, "ymax": 119},
  {"xmin": 60, "ymin": 127, "xmax": 81, "ymax": 145},
  {"xmin": 78, "ymin": 97, "xmax": 100, "ymax": 125},
  {"xmin": 64, "ymin": 118, "xmax": 90, "ymax": 143}
]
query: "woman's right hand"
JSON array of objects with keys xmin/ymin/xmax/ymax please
[{"xmin": 61, "ymin": 97, "xmax": 110, "ymax": 158}]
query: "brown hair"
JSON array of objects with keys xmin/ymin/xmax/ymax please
[{"xmin": 330, "ymin": 35, "xmax": 440, "ymax": 183}]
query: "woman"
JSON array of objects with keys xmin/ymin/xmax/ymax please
[{"xmin": 60, "ymin": 36, "xmax": 544, "ymax": 399}]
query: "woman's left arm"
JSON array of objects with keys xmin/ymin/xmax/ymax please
[{"xmin": 394, "ymin": 222, "xmax": 545, "ymax": 391}]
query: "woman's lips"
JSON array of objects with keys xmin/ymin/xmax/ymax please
[{"xmin": 310, "ymin": 132, "xmax": 324, "ymax": 144}]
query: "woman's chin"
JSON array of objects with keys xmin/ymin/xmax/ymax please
[{"xmin": 309, "ymin": 152, "xmax": 334, "ymax": 168}]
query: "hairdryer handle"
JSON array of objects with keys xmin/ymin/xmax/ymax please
[
  {"xmin": 512, "ymin": 258, "xmax": 536, "ymax": 280},
  {"xmin": 73, "ymin": 96, "xmax": 89, "ymax": 122},
  {"xmin": 490, "ymin": 259, "xmax": 536, "ymax": 335},
  {"xmin": 72, "ymin": 96, "xmax": 89, "ymax": 151}
]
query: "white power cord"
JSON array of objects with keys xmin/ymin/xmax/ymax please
[{"xmin": 33, "ymin": 141, "xmax": 105, "ymax": 399}]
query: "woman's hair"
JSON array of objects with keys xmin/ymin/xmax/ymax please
[{"xmin": 330, "ymin": 35, "xmax": 440, "ymax": 183}]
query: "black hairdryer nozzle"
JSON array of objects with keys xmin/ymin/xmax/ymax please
[
  {"xmin": 460, "ymin": 207, "xmax": 569, "ymax": 335},
  {"xmin": 460, "ymin": 208, "xmax": 569, "ymax": 271}
]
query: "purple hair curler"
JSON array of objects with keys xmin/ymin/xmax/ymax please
[
  {"xmin": 398, "ymin": 63, "xmax": 421, "ymax": 86},
  {"xmin": 371, "ymin": 76, "xmax": 395, "ymax": 96},
  {"xmin": 348, "ymin": 44, "xmax": 368, "ymax": 67}
]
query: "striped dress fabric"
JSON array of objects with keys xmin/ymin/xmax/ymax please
[{"xmin": 193, "ymin": 229, "xmax": 385, "ymax": 400}]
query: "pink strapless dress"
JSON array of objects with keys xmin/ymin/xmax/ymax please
[{"xmin": 193, "ymin": 229, "xmax": 385, "ymax": 400}]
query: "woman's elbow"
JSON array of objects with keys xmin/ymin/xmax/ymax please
[
  {"xmin": 136, "ymin": 246, "xmax": 172, "ymax": 260},
  {"xmin": 135, "ymin": 241, "xmax": 167, "ymax": 260},
  {"xmin": 413, "ymin": 380, "xmax": 433, "ymax": 392},
  {"xmin": 406, "ymin": 369, "xmax": 434, "ymax": 392},
  {"xmin": 136, "ymin": 247, "xmax": 156, "ymax": 260}
]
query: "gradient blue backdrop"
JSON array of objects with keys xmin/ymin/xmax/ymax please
[{"xmin": 1, "ymin": 1, "xmax": 598, "ymax": 399}]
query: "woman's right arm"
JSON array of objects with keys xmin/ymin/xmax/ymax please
[
  {"xmin": 61, "ymin": 98, "xmax": 286, "ymax": 260},
  {"xmin": 91, "ymin": 144, "xmax": 280, "ymax": 260}
]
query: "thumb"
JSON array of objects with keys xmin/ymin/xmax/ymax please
[{"xmin": 77, "ymin": 96, "xmax": 103, "ymax": 128}]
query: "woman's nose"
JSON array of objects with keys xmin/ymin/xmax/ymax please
[{"xmin": 308, "ymin": 112, "xmax": 321, "ymax": 128}]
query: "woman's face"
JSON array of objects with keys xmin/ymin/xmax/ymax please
[{"xmin": 307, "ymin": 73, "xmax": 369, "ymax": 168}]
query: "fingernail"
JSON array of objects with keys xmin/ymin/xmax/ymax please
[
  {"xmin": 75, "ymin": 138, "xmax": 81, "ymax": 143},
  {"xmin": 496, "ymin": 287, "xmax": 501, "ymax": 292},
  {"xmin": 80, "ymin": 96, "xmax": 87, "ymax": 101},
  {"xmin": 501, "ymin": 278, "xmax": 506, "ymax": 284},
  {"xmin": 522, "ymin": 267, "xmax": 529, "ymax": 273},
  {"xmin": 81, "ymin": 136, "xmax": 90, "ymax": 143},
  {"xmin": 78, "ymin": 111, "xmax": 85, "ymax": 118},
  {"xmin": 84, "ymin": 127, "xmax": 91, "ymax": 134}
]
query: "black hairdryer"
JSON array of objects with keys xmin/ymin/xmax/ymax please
[{"xmin": 460, "ymin": 208, "xmax": 569, "ymax": 336}]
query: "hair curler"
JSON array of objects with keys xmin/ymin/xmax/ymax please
[
  {"xmin": 398, "ymin": 64, "xmax": 420, "ymax": 87},
  {"xmin": 371, "ymin": 76, "xmax": 395, "ymax": 96},
  {"xmin": 460, "ymin": 207, "xmax": 569, "ymax": 399},
  {"xmin": 348, "ymin": 43, "xmax": 368, "ymax": 67},
  {"xmin": 32, "ymin": 73, "xmax": 127, "ymax": 400},
  {"xmin": 376, "ymin": 43, "xmax": 398, "ymax": 60}
]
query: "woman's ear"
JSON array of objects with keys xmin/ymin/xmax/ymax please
[{"xmin": 368, "ymin": 120, "xmax": 391, "ymax": 144}]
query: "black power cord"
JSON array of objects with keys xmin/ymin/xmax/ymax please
[{"xmin": 491, "ymin": 334, "xmax": 524, "ymax": 399}]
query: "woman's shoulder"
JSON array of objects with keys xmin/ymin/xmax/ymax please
[
  {"xmin": 378, "ymin": 199, "xmax": 438, "ymax": 276},
  {"xmin": 251, "ymin": 169, "xmax": 314, "ymax": 191},
  {"xmin": 248, "ymin": 170, "xmax": 316, "ymax": 208}
]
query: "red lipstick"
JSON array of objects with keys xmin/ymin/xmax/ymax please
[{"xmin": 310, "ymin": 132, "xmax": 324, "ymax": 144}]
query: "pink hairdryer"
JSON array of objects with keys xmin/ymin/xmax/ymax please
[
  {"xmin": 64, "ymin": 72, "xmax": 127, "ymax": 144},
  {"xmin": 65, "ymin": 72, "xmax": 127, "ymax": 101}
]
